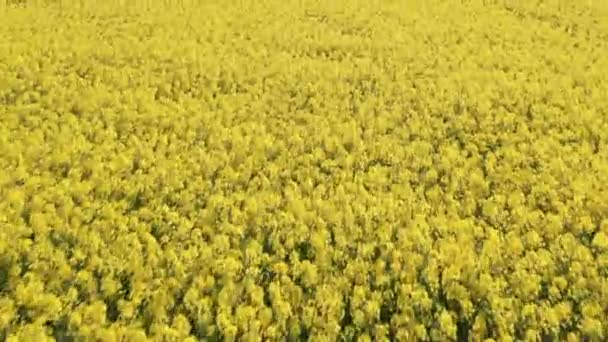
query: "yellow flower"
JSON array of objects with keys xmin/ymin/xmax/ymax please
[
  {"xmin": 580, "ymin": 317, "xmax": 603, "ymax": 340},
  {"xmin": 438, "ymin": 310, "xmax": 456, "ymax": 339},
  {"xmin": 592, "ymin": 232, "xmax": 608, "ymax": 250}
]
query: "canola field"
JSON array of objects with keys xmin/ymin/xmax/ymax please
[{"xmin": 1, "ymin": 1, "xmax": 608, "ymax": 341}]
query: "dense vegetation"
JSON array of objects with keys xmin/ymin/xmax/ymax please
[{"xmin": 1, "ymin": 1, "xmax": 608, "ymax": 340}]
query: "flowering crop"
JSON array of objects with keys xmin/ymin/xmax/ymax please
[{"xmin": 1, "ymin": 1, "xmax": 608, "ymax": 341}]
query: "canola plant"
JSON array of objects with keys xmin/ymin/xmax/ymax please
[{"xmin": 1, "ymin": 1, "xmax": 608, "ymax": 341}]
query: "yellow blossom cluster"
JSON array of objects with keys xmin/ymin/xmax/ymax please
[{"xmin": 1, "ymin": 0, "xmax": 608, "ymax": 341}]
